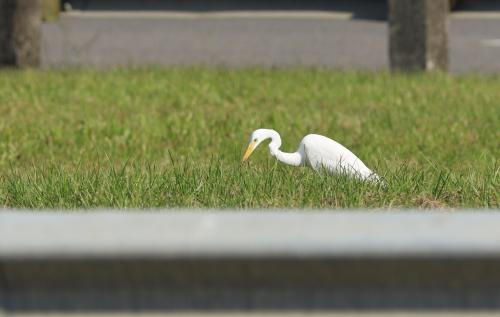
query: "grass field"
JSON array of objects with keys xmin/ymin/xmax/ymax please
[{"xmin": 0, "ymin": 68, "xmax": 498, "ymax": 208}]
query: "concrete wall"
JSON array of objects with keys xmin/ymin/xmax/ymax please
[{"xmin": 2, "ymin": 210, "xmax": 500, "ymax": 313}]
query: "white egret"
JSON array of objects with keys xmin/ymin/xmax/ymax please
[{"xmin": 242, "ymin": 129, "xmax": 379, "ymax": 181}]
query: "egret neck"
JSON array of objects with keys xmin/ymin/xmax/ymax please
[{"xmin": 267, "ymin": 130, "xmax": 303, "ymax": 167}]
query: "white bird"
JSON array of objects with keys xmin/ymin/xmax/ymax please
[{"xmin": 242, "ymin": 128, "xmax": 379, "ymax": 181}]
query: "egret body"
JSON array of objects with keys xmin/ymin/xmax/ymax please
[{"xmin": 242, "ymin": 129, "xmax": 379, "ymax": 181}]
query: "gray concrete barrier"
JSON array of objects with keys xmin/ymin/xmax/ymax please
[{"xmin": 1, "ymin": 210, "xmax": 500, "ymax": 313}]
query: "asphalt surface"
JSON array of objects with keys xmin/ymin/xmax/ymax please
[{"xmin": 41, "ymin": 4, "xmax": 500, "ymax": 72}]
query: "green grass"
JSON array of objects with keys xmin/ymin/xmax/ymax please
[{"xmin": 0, "ymin": 68, "xmax": 498, "ymax": 208}]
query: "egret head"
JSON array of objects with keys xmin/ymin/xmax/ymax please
[{"xmin": 242, "ymin": 129, "xmax": 280, "ymax": 162}]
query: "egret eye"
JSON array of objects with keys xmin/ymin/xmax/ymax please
[{"xmin": 253, "ymin": 138, "xmax": 257, "ymax": 142}]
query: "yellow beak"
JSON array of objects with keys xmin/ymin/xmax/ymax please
[{"xmin": 242, "ymin": 141, "xmax": 257, "ymax": 162}]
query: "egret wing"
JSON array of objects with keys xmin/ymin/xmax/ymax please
[{"xmin": 302, "ymin": 134, "xmax": 374, "ymax": 178}]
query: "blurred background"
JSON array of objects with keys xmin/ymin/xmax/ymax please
[{"xmin": 39, "ymin": 0, "xmax": 500, "ymax": 72}]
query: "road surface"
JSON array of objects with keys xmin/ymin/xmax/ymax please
[{"xmin": 41, "ymin": 3, "xmax": 500, "ymax": 72}]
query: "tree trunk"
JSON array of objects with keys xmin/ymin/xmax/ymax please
[
  {"xmin": 388, "ymin": 0, "xmax": 448, "ymax": 72},
  {"xmin": 0, "ymin": 0, "xmax": 42, "ymax": 68}
]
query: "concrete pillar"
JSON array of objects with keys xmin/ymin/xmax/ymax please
[
  {"xmin": 388, "ymin": 0, "xmax": 448, "ymax": 72},
  {"xmin": 0, "ymin": 0, "xmax": 42, "ymax": 68}
]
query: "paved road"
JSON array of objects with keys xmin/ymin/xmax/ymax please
[{"xmin": 41, "ymin": 9, "xmax": 500, "ymax": 72}]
